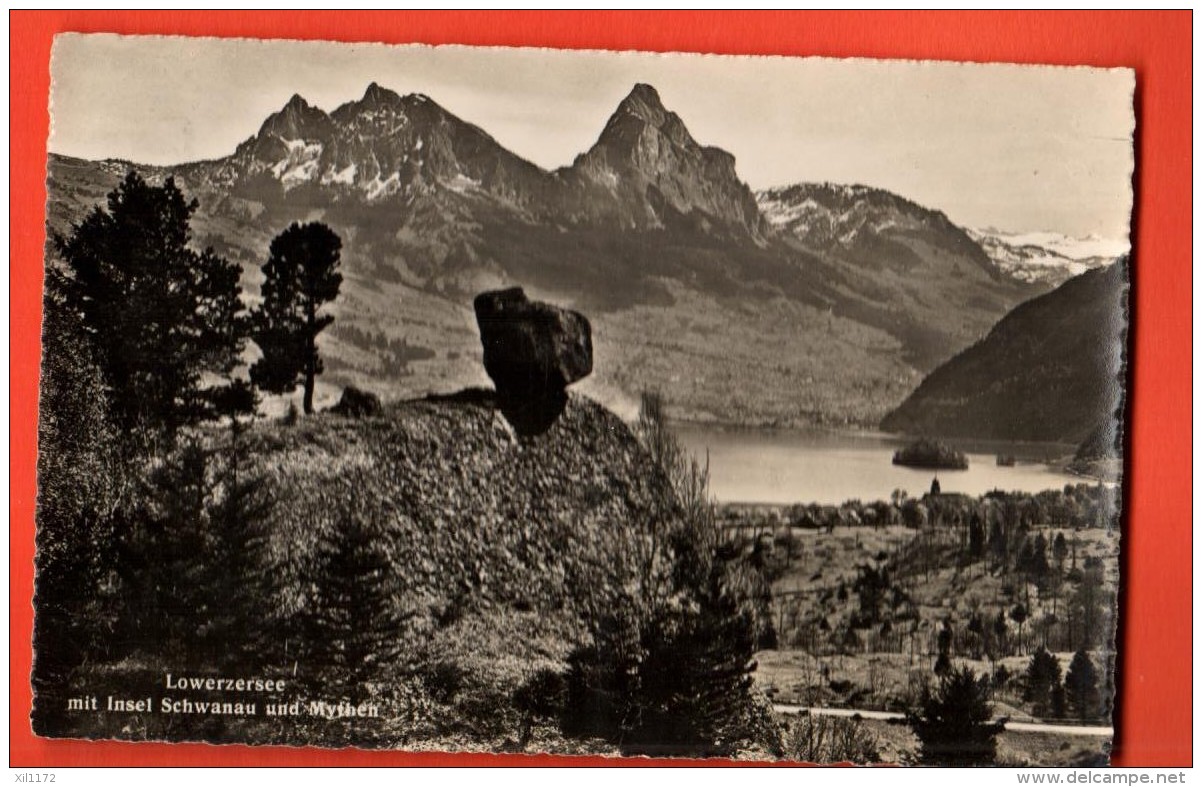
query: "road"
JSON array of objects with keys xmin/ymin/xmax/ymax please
[{"xmin": 774, "ymin": 704, "xmax": 1114, "ymax": 737}]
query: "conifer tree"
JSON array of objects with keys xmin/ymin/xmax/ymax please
[
  {"xmin": 1010, "ymin": 603, "xmax": 1029, "ymax": 654},
  {"xmin": 1065, "ymin": 648, "xmax": 1102, "ymax": 721},
  {"xmin": 1069, "ymin": 563, "xmax": 1108, "ymax": 650},
  {"xmin": 202, "ymin": 415, "xmax": 276, "ymax": 663},
  {"xmin": 934, "ymin": 621, "xmax": 954, "ymax": 676},
  {"xmin": 33, "ymin": 278, "xmax": 127, "ymax": 729},
  {"xmin": 53, "ymin": 171, "xmax": 246, "ymax": 439},
  {"xmin": 306, "ymin": 511, "xmax": 409, "ymax": 696},
  {"xmin": 1023, "ymin": 646, "xmax": 1063, "ymax": 718},
  {"xmin": 968, "ymin": 516, "xmax": 985, "ymax": 561},
  {"xmin": 250, "ymin": 222, "xmax": 342, "ymax": 414},
  {"xmin": 992, "ymin": 610, "xmax": 1009, "ymax": 658},
  {"xmin": 564, "ymin": 392, "xmax": 765, "ymax": 757},
  {"xmin": 124, "ymin": 439, "xmax": 213, "ymax": 656},
  {"xmin": 907, "ymin": 666, "xmax": 1004, "ymax": 766},
  {"xmin": 1053, "ymin": 532, "xmax": 1069, "ymax": 573},
  {"xmin": 621, "ymin": 569, "xmax": 759, "ymax": 757}
]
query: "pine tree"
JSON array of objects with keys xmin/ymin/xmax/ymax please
[
  {"xmin": 1065, "ymin": 648, "xmax": 1102, "ymax": 721},
  {"xmin": 306, "ymin": 512, "xmax": 409, "ymax": 696},
  {"xmin": 1069, "ymin": 563, "xmax": 1107, "ymax": 650},
  {"xmin": 1010, "ymin": 603, "xmax": 1029, "ymax": 654},
  {"xmin": 53, "ymin": 171, "xmax": 246, "ymax": 439},
  {"xmin": 1031, "ymin": 532, "xmax": 1051, "ymax": 585},
  {"xmin": 1023, "ymin": 646, "xmax": 1063, "ymax": 718},
  {"xmin": 1051, "ymin": 682, "xmax": 1068, "ymax": 719},
  {"xmin": 908, "ymin": 666, "xmax": 1004, "ymax": 766},
  {"xmin": 202, "ymin": 416, "xmax": 276, "ymax": 663},
  {"xmin": 621, "ymin": 570, "xmax": 759, "ymax": 757},
  {"xmin": 988, "ymin": 519, "xmax": 1007, "ymax": 570},
  {"xmin": 968, "ymin": 516, "xmax": 985, "ymax": 560},
  {"xmin": 992, "ymin": 610, "xmax": 1009, "ymax": 657},
  {"xmin": 250, "ymin": 222, "xmax": 342, "ymax": 414},
  {"xmin": 123, "ymin": 439, "xmax": 213, "ymax": 657},
  {"xmin": 1053, "ymin": 532, "xmax": 1069, "ymax": 573}
]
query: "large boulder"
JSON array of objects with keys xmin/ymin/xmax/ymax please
[
  {"xmin": 330, "ymin": 385, "xmax": 383, "ymax": 418},
  {"xmin": 474, "ymin": 287, "xmax": 593, "ymax": 435}
]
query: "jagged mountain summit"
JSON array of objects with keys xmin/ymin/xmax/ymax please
[
  {"xmin": 46, "ymin": 82, "xmax": 1050, "ymax": 428},
  {"xmin": 759, "ymin": 182, "xmax": 994, "ymax": 275},
  {"xmin": 185, "ymin": 82, "xmax": 762, "ymax": 242},
  {"xmin": 562, "ymin": 84, "xmax": 765, "ymax": 238},
  {"xmin": 197, "ymin": 83, "xmax": 551, "ymax": 207}
]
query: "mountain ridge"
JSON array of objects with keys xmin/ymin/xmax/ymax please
[
  {"xmin": 45, "ymin": 82, "xmax": 1059, "ymax": 428},
  {"xmin": 879, "ymin": 260, "xmax": 1128, "ymax": 443}
]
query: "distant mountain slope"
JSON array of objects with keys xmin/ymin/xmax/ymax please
[
  {"xmin": 757, "ymin": 183, "xmax": 1037, "ymax": 369},
  {"xmin": 967, "ymin": 227, "xmax": 1125, "ymax": 287},
  {"xmin": 45, "ymin": 84, "xmax": 1047, "ymax": 428},
  {"xmin": 879, "ymin": 261, "xmax": 1128, "ymax": 443}
]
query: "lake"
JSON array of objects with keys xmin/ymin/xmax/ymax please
[{"xmin": 672, "ymin": 423, "xmax": 1089, "ymax": 505}]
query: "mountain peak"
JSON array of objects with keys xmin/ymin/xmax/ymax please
[
  {"xmin": 623, "ymin": 83, "xmax": 664, "ymax": 109},
  {"xmin": 255, "ymin": 93, "xmax": 332, "ymax": 141},
  {"xmin": 362, "ymin": 81, "xmax": 403, "ymax": 106},
  {"xmin": 588, "ymin": 82, "xmax": 696, "ymax": 161},
  {"xmin": 611, "ymin": 83, "xmax": 673, "ymax": 128},
  {"xmin": 565, "ymin": 82, "xmax": 763, "ymax": 239}
]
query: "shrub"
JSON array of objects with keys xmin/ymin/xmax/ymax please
[
  {"xmin": 784, "ymin": 714, "xmax": 880, "ymax": 764},
  {"xmin": 514, "ymin": 668, "xmax": 568, "ymax": 745}
]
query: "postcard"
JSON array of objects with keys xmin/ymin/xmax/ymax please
[{"xmin": 35, "ymin": 34, "xmax": 1132, "ymax": 765}]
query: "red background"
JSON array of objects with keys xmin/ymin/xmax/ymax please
[{"xmin": 9, "ymin": 10, "xmax": 1192, "ymax": 767}]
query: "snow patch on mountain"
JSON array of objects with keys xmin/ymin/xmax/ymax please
[
  {"xmin": 976, "ymin": 228, "xmax": 1129, "ymax": 261},
  {"xmin": 756, "ymin": 182, "xmax": 960, "ymax": 251},
  {"xmin": 968, "ymin": 227, "xmax": 1126, "ymax": 286},
  {"xmin": 322, "ymin": 163, "xmax": 357, "ymax": 186},
  {"xmin": 445, "ymin": 172, "xmax": 481, "ymax": 194},
  {"xmin": 270, "ymin": 138, "xmax": 324, "ymax": 187},
  {"xmin": 759, "ymin": 195, "xmax": 820, "ymax": 226},
  {"xmin": 365, "ymin": 171, "xmax": 400, "ymax": 200}
]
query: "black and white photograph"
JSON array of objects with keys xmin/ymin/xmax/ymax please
[{"xmin": 35, "ymin": 35, "xmax": 1131, "ymax": 764}]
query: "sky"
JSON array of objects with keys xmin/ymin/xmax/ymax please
[{"xmin": 49, "ymin": 34, "xmax": 1135, "ymax": 239}]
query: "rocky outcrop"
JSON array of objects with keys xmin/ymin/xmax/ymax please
[
  {"xmin": 473, "ymin": 287, "xmax": 592, "ymax": 435},
  {"xmin": 330, "ymin": 385, "xmax": 382, "ymax": 417}
]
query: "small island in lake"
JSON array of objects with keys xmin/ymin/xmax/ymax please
[{"xmin": 892, "ymin": 438, "xmax": 969, "ymax": 470}]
